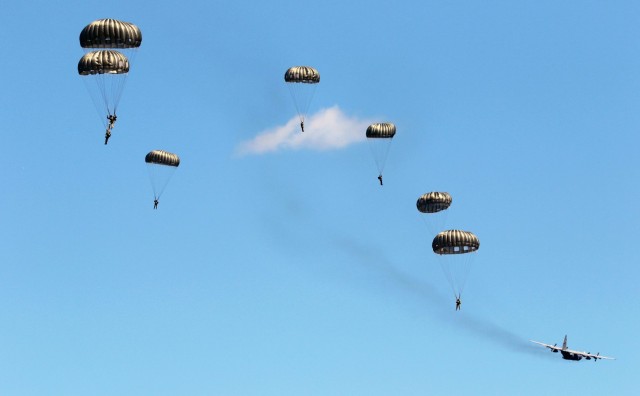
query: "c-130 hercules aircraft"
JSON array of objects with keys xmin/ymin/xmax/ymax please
[{"xmin": 530, "ymin": 335, "xmax": 614, "ymax": 361}]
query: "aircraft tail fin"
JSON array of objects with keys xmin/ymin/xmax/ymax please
[{"xmin": 562, "ymin": 335, "xmax": 568, "ymax": 350}]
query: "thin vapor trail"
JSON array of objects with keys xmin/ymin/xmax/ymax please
[{"xmin": 332, "ymin": 235, "xmax": 545, "ymax": 357}]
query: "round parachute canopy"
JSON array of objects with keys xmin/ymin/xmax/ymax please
[
  {"xmin": 78, "ymin": 50, "xmax": 129, "ymax": 75},
  {"xmin": 145, "ymin": 150, "xmax": 180, "ymax": 167},
  {"xmin": 284, "ymin": 66, "xmax": 320, "ymax": 83},
  {"xmin": 80, "ymin": 19, "xmax": 142, "ymax": 49},
  {"xmin": 417, "ymin": 192, "xmax": 452, "ymax": 214},
  {"xmin": 432, "ymin": 230, "xmax": 479, "ymax": 255},
  {"xmin": 366, "ymin": 123, "xmax": 396, "ymax": 138},
  {"xmin": 366, "ymin": 122, "xmax": 396, "ymax": 176}
]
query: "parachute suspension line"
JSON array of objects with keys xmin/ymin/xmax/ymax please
[
  {"xmin": 123, "ymin": 50, "xmax": 139, "ymax": 69},
  {"xmin": 444, "ymin": 261, "xmax": 459, "ymax": 296},
  {"xmin": 100, "ymin": 72, "xmax": 127, "ymax": 116},
  {"xmin": 367, "ymin": 138, "xmax": 394, "ymax": 175},
  {"xmin": 287, "ymin": 83, "xmax": 318, "ymax": 124},
  {"xmin": 97, "ymin": 76, "xmax": 109, "ymax": 113},
  {"xmin": 420, "ymin": 211, "xmax": 450, "ymax": 239},
  {"xmin": 112, "ymin": 72, "xmax": 130, "ymax": 115},
  {"xmin": 302, "ymin": 85, "xmax": 318, "ymax": 123},
  {"xmin": 146, "ymin": 165, "xmax": 177, "ymax": 200},
  {"xmin": 438, "ymin": 259, "xmax": 458, "ymax": 298},
  {"xmin": 379, "ymin": 139, "xmax": 393, "ymax": 173},
  {"xmin": 439, "ymin": 253, "xmax": 474, "ymax": 297},
  {"xmin": 82, "ymin": 77, "xmax": 110, "ymax": 128},
  {"xmin": 87, "ymin": 72, "xmax": 128, "ymax": 126},
  {"xmin": 287, "ymin": 85, "xmax": 303, "ymax": 122},
  {"xmin": 157, "ymin": 170, "xmax": 177, "ymax": 199},
  {"xmin": 456, "ymin": 253, "xmax": 474, "ymax": 296}
]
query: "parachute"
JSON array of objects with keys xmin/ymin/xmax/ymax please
[
  {"xmin": 78, "ymin": 50, "xmax": 130, "ymax": 128},
  {"xmin": 417, "ymin": 192, "xmax": 452, "ymax": 236},
  {"xmin": 77, "ymin": 50, "xmax": 130, "ymax": 75},
  {"xmin": 79, "ymin": 19, "xmax": 141, "ymax": 138},
  {"xmin": 284, "ymin": 66, "xmax": 320, "ymax": 130},
  {"xmin": 145, "ymin": 150, "xmax": 180, "ymax": 201},
  {"xmin": 417, "ymin": 191, "xmax": 452, "ymax": 213},
  {"xmin": 432, "ymin": 230, "xmax": 479, "ymax": 298},
  {"xmin": 366, "ymin": 123, "xmax": 396, "ymax": 179},
  {"xmin": 284, "ymin": 66, "xmax": 320, "ymax": 83},
  {"xmin": 80, "ymin": 18, "xmax": 142, "ymax": 60}
]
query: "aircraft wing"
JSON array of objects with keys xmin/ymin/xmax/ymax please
[
  {"xmin": 567, "ymin": 349, "xmax": 615, "ymax": 360},
  {"xmin": 529, "ymin": 340, "xmax": 562, "ymax": 352}
]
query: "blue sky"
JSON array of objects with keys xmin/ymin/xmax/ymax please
[{"xmin": 1, "ymin": 0, "xmax": 639, "ymax": 395}]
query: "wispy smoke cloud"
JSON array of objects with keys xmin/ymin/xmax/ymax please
[
  {"xmin": 331, "ymin": 236, "xmax": 444, "ymax": 304},
  {"xmin": 236, "ymin": 106, "xmax": 372, "ymax": 155},
  {"xmin": 331, "ymin": 235, "xmax": 545, "ymax": 357},
  {"xmin": 458, "ymin": 313, "xmax": 547, "ymax": 357}
]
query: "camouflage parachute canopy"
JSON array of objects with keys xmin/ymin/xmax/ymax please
[
  {"xmin": 78, "ymin": 50, "xmax": 129, "ymax": 75},
  {"xmin": 417, "ymin": 192, "xmax": 452, "ymax": 213},
  {"xmin": 80, "ymin": 18, "xmax": 142, "ymax": 49},
  {"xmin": 366, "ymin": 123, "xmax": 396, "ymax": 138},
  {"xmin": 432, "ymin": 230, "xmax": 479, "ymax": 255},
  {"xmin": 145, "ymin": 150, "xmax": 180, "ymax": 167},
  {"xmin": 284, "ymin": 66, "xmax": 320, "ymax": 83}
]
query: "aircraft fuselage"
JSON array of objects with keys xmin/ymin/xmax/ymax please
[{"xmin": 561, "ymin": 351, "xmax": 582, "ymax": 361}]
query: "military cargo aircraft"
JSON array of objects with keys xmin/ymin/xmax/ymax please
[{"xmin": 530, "ymin": 335, "xmax": 614, "ymax": 361}]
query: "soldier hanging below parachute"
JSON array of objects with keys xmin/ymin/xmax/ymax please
[
  {"xmin": 78, "ymin": 19, "xmax": 141, "ymax": 145},
  {"xmin": 145, "ymin": 150, "xmax": 180, "ymax": 210},
  {"xmin": 366, "ymin": 123, "xmax": 396, "ymax": 186},
  {"xmin": 284, "ymin": 66, "xmax": 320, "ymax": 133},
  {"xmin": 432, "ymin": 229, "xmax": 480, "ymax": 311}
]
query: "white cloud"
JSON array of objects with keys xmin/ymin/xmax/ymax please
[{"xmin": 236, "ymin": 106, "xmax": 373, "ymax": 155}]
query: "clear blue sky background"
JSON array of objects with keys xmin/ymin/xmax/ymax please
[{"xmin": 1, "ymin": 1, "xmax": 638, "ymax": 395}]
